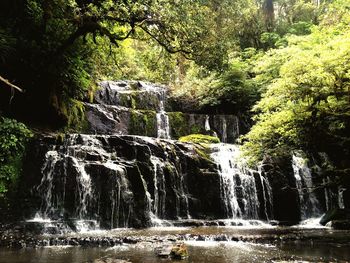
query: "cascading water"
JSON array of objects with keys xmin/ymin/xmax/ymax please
[
  {"xmin": 338, "ymin": 186, "xmax": 345, "ymax": 209},
  {"xmin": 221, "ymin": 117, "xmax": 227, "ymax": 143},
  {"xmin": 37, "ymin": 150, "xmax": 60, "ymax": 219},
  {"xmin": 292, "ymin": 153, "xmax": 322, "ymax": 219},
  {"xmin": 156, "ymin": 90, "xmax": 171, "ymax": 139},
  {"xmin": 258, "ymin": 166, "xmax": 274, "ymax": 221},
  {"xmin": 72, "ymin": 158, "xmax": 93, "ymax": 219},
  {"xmin": 205, "ymin": 115, "xmax": 211, "ymax": 131},
  {"xmin": 151, "ymin": 156, "xmax": 166, "ymax": 218},
  {"xmin": 210, "ymin": 144, "xmax": 273, "ymax": 220}
]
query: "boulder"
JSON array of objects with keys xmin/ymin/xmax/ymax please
[
  {"xmin": 320, "ymin": 208, "xmax": 350, "ymax": 226},
  {"xmin": 170, "ymin": 243, "xmax": 189, "ymax": 260}
]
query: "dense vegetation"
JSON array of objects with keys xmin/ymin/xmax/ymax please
[
  {"xmin": 0, "ymin": 0, "xmax": 349, "ymax": 194},
  {"xmin": 0, "ymin": 118, "xmax": 32, "ymax": 197}
]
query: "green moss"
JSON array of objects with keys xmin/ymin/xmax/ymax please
[
  {"xmin": 171, "ymin": 243, "xmax": 189, "ymax": 259},
  {"xmin": 118, "ymin": 93, "xmax": 133, "ymax": 108},
  {"xmin": 194, "ymin": 147, "xmax": 212, "ymax": 161},
  {"xmin": 62, "ymin": 99, "xmax": 88, "ymax": 132},
  {"xmin": 179, "ymin": 134, "xmax": 220, "ymax": 144},
  {"xmin": 129, "ymin": 109, "xmax": 157, "ymax": 137},
  {"xmin": 131, "ymin": 96, "xmax": 137, "ymax": 109},
  {"xmin": 129, "ymin": 81, "xmax": 140, "ymax": 90},
  {"xmin": 168, "ymin": 112, "xmax": 188, "ymax": 139}
]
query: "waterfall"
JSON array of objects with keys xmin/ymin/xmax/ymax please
[
  {"xmin": 72, "ymin": 158, "xmax": 93, "ymax": 219},
  {"xmin": 150, "ymin": 84, "xmax": 171, "ymax": 139},
  {"xmin": 338, "ymin": 186, "xmax": 345, "ymax": 209},
  {"xmin": 221, "ymin": 117, "xmax": 227, "ymax": 143},
  {"xmin": 258, "ymin": 166, "xmax": 274, "ymax": 221},
  {"xmin": 37, "ymin": 150, "xmax": 60, "ymax": 219},
  {"xmin": 292, "ymin": 153, "xmax": 321, "ymax": 219},
  {"xmin": 104, "ymin": 161, "xmax": 133, "ymax": 228},
  {"xmin": 210, "ymin": 144, "xmax": 272, "ymax": 219},
  {"xmin": 205, "ymin": 115, "xmax": 211, "ymax": 131},
  {"xmin": 156, "ymin": 98, "xmax": 171, "ymax": 139},
  {"xmin": 151, "ymin": 156, "xmax": 166, "ymax": 218}
]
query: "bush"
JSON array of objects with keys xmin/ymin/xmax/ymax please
[{"xmin": 0, "ymin": 117, "xmax": 32, "ymax": 196}]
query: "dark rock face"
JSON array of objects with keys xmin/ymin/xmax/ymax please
[
  {"xmin": 17, "ymin": 134, "xmax": 222, "ymax": 228},
  {"xmin": 262, "ymin": 157, "xmax": 301, "ymax": 223}
]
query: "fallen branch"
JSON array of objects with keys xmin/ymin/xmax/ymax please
[{"xmin": 0, "ymin": 75, "xmax": 24, "ymax": 93}]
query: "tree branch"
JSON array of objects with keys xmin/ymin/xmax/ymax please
[
  {"xmin": 0, "ymin": 75, "xmax": 24, "ymax": 93},
  {"xmin": 140, "ymin": 25, "xmax": 191, "ymax": 55}
]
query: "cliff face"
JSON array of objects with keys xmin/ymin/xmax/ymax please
[{"xmin": 6, "ymin": 80, "xmax": 346, "ymax": 230}]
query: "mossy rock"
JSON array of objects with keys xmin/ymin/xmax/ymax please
[
  {"xmin": 179, "ymin": 134, "xmax": 220, "ymax": 144},
  {"xmin": 129, "ymin": 109, "xmax": 157, "ymax": 137},
  {"xmin": 170, "ymin": 243, "xmax": 189, "ymax": 260},
  {"xmin": 168, "ymin": 112, "xmax": 188, "ymax": 138}
]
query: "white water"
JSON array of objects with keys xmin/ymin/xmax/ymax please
[
  {"xmin": 211, "ymin": 144, "xmax": 272, "ymax": 220},
  {"xmin": 72, "ymin": 158, "xmax": 93, "ymax": 219},
  {"xmin": 156, "ymin": 95, "xmax": 171, "ymax": 139},
  {"xmin": 221, "ymin": 116, "xmax": 227, "ymax": 143},
  {"xmin": 150, "ymin": 156, "xmax": 166, "ymax": 219},
  {"xmin": 156, "ymin": 112, "xmax": 170, "ymax": 139},
  {"xmin": 295, "ymin": 216, "xmax": 329, "ymax": 229},
  {"xmin": 37, "ymin": 150, "xmax": 60, "ymax": 219},
  {"xmin": 205, "ymin": 115, "xmax": 211, "ymax": 131},
  {"xmin": 292, "ymin": 153, "xmax": 321, "ymax": 219}
]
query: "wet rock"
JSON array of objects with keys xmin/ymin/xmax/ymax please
[
  {"xmin": 320, "ymin": 208, "xmax": 350, "ymax": 226},
  {"xmin": 92, "ymin": 257, "xmax": 132, "ymax": 263},
  {"xmin": 214, "ymin": 235, "xmax": 228, "ymax": 241},
  {"xmin": 155, "ymin": 245, "xmax": 173, "ymax": 258}
]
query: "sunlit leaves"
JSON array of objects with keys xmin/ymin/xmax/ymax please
[{"xmin": 242, "ymin": 6, "xmax": 350, "ymax": 164}]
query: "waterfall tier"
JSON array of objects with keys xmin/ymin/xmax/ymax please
[
  {"xmin": 21, "ymin": 134, "xmax": 277, "ymax": 229},
  {"xmin": 84, "ymin": 81, "xmax": 241, "ymax": 143}
]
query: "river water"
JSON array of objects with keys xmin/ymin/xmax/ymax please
[{"xmin": 1, "ymin": 225, "xmax": 350, "ymax": 263}]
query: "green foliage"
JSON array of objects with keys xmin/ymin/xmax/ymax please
[
  {"xmin": 179, "ymin": 134, "xmax": 220, "ymax": 144},
  {"xmin": 0, "ymin": 117, "xmax": 32, "ymax": 196},
  {"xmin": 62, "ymin": 99, "xmax": 87, "ymax": 132},
  {"xmin": 192, "ymin": 58, "xmax": 260, "ymax": 114},
  {"xmin": 242, "ymin": 5, "xmax": 350, "ymax": 166}
]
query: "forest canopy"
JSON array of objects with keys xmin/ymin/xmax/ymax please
[{"xmin": 0, "ymin": 0, "xmax": 349, "ymax": 192}]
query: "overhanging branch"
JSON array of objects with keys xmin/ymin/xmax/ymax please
[{"xmin": 0, "ymin": 75, "xmax": 24, "ymax": 93}]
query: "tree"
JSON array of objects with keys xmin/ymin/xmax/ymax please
[
  {"xmin": 242, "ymin": 0, "xmax": 350, "ymax": 172},
  {"xmin": 0, "ymin": 0, "xmax": 214, "ymax": 125}
]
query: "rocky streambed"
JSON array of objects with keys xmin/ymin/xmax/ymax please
[
  {"xmin": 1, "ymin": 222, "xmax": 350, "ymax": 248},
  {"xmin": 1, "ymin": 224, "xmax": 350, "ymax": 262}
]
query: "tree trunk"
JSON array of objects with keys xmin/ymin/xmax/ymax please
[{"xmin": 263, "ymin": 0, "xmax": 275, "ymax": 32}]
